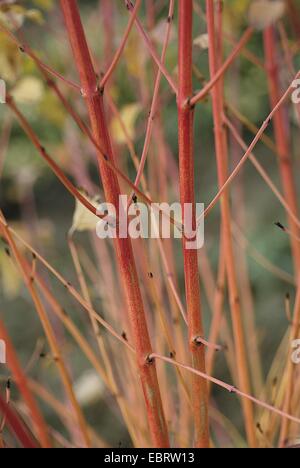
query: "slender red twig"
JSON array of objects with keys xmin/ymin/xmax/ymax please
[{"xmin": 6, "ymin": 94, "xmax": 180, "ymax": 232}]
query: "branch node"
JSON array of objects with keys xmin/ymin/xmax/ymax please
[
  {"xmin": 145, "ymin": 354, "xmax": 155, "ymax": 365},
  {"xmin": 98, "ymin": 85, "xmax": 105, "ymax": 96}
]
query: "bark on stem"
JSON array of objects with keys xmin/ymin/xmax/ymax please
[
  {"xmin": 60, "ymin": 0, "xmax": 169, "ymax": 448},
  {"xmin": 177, "ymin": 0, "xmax": 209, "ymax": 448}
]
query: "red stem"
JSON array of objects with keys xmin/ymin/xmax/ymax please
[
  {"xmin": 177, "ymin": 0, "xmax": 209, "ymax": 448},
  {"xmin": 59, "ymin": 0, "xmax": 169, "ymax": 448}
]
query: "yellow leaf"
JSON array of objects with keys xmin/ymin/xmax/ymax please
[
  {"xmin": 223, "ymin": 0, "xmax": 251, "ymax": 31},
  {"xmin": 11, "ymin": 76, "xmax": 44, "ymax": 103},
  {"xmin": 248, "ymin": 0, "xmax": 285, "ymax": 30},
  {"xmin": 110, "ymin": 103, "xmax": 141, "ymax": 144},
  {"xmin": 70, "ymin": 192, "xmax": 100, "ymax": 234}
]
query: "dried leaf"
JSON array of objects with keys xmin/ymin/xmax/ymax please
[{"xmin": 110, "ymin": 103, "xmax": 141, "ymax": 144}]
